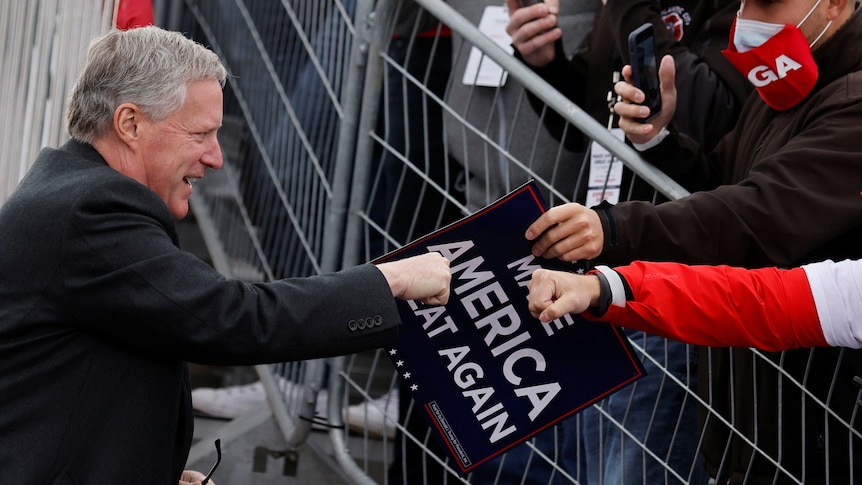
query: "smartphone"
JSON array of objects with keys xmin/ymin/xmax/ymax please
[
  {"xmin": 627, "ymin": 23, "xmax": 662, "ymax": 123},
  {"xmin": 518, "ymin": 0, "xmax": 544, "ymax": 6}
]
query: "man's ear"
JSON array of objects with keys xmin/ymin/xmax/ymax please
[
  {"xmin": 826, "ymin": 0, "xmax": 851, "ymax": 20},
  {"xmin": 114, "ymin": 103, "xmax": 141, "ymax": 147}
]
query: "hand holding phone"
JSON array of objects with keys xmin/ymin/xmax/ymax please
[
  {"xmin": 518, "ymin": 0, "xmax": 544, "ymax": 7},
  {"xmin": 627, "ymin": 23, "xmax": 662, "ymax": 123}
]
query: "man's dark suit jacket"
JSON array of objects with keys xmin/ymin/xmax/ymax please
[{"xmin": 0, "ymin": 140, "xmax": 402, "ymax": 484}]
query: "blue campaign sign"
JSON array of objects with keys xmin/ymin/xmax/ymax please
[{"xmin": 374, "ymin": 181, "xmax": 645, "ymax": 473}]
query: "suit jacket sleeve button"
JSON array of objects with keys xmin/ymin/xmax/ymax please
[
  {"xmin": 348, "ymin": 319, "xmax": 357, "ymax": 331},
  {"xmin": 374, "ymin": 315, "xmax": 382, "ymax": 326}
]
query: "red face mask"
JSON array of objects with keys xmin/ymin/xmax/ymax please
[{"xmin": 722, "ymin": 18, "xmax": 819, "ymax": 111}]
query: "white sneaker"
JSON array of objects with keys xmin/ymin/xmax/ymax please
[
  {"xmin": 192, "ymin": 379, "xmax": 328, "ymax": 422},
  {"xmin": 192, "ymin": 380, "xmax": 269, "ymax": 419},
  {"xmin": 344, "ymin": 389, "xmax": 399, "ymax": 439}
]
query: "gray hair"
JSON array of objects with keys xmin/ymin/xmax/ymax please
[{"xmin": 67, "ymin": 26, "xmax": 227, "ymax": 143}]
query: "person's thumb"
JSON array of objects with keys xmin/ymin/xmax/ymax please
[{"xmin": 540, "ymin": 303, "xmax": 564, "ymax": 323}]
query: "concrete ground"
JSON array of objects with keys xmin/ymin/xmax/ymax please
[{"xmin": 190, "ymin": 407, "xmax": 389, "ymax": 484}]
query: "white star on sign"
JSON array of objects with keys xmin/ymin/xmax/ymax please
[
  {"xmin": 410, "ymin": 384, "xmax": 419, "ymax": 391},
  {"xmin": 396, "ymin": 360, "xmax": 404, "ymax": 367}
]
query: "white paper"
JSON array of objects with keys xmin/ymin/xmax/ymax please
[
  {"xmin": 462, "ymin": 6, "xmax": 513, "ymax": 87},
  {"xmin": 587, "ymin": 128, "xmax": 625, "ymax": 205}
]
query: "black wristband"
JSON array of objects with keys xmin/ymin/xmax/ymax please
[{"xmin": 589, "ymin": 271, "xmax": 613, "ymax": 317}]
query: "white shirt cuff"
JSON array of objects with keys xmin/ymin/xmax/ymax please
[
  {"xmin": 632, "ymin": 127, "xmax": 670, "ymax": 152},
  {"xmin": 595, "ymin": 265, "xmax": 627, "ymax": 308}
]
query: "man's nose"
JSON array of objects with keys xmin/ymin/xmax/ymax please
[{"xmin": 203, "ymin": 137, "xmax": 224, "ymax": 170}]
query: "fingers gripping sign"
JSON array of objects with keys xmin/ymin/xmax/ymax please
[{"xmin": 524, "ymin": 204, "xmax": 604, "ymax": 262}]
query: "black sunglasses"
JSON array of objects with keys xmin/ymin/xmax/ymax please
[{"xmin": 201, "ymin": 439, "xmax": 221, "ymax": 485}]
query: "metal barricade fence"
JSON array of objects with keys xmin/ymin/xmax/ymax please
[
  {"xmin": 329, "ymin": 1, "xmax": 704, "ymax": 483},
  {"xmin": 4, "ymin": 0, "xmax": 861, "ymax": 483},
  {"xmin": 178, "ymin": 0, "xmax": 368, "ymax": 467},
  {"xmin": 0, "ymin": 0, "xmax": 115, "ymax": 204},
  {"xmin": 321, "ymin": 1, "xmax": 862, "ymax": 484}
]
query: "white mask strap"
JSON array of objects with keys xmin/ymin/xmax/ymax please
[
  {"xmin": 801, "ymin": 0, "xmax": 834, "ymax": 49},
  {"xmin": 737, "ymin": 0, "xmax": 832, "ymax": 50},
  {"xmin": 798, "ymin": 0, "xmax": 823, "ymax": 27},
  {"xmin": 809, "ymin": 19, "xmax": 833, "ymax": 48}
]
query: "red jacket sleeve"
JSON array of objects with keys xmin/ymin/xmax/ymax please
[
  {"xmin": 588, "ymin": 261, "xmax": 827, "ymax": 351},
  {"xmin": 115, "ymin": 0, "xmax": 155, "ymax": 30}
]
